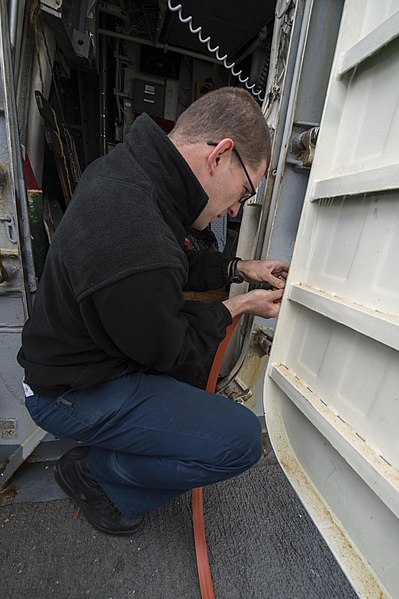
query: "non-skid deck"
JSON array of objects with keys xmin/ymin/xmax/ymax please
[{"xmin": 0, "ymin": 456, "xmax": 357, "ymax": 599}]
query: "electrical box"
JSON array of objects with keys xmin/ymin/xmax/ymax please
[{"xmin": 132, "ymin": 79, "xmax": 165, "ymax": 118}]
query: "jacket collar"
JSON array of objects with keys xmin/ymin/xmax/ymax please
[{"xmin": 125, "ymin": 114, "xmax": 208, "ymax": 227}]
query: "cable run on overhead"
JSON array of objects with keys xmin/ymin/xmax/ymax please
[{"xmin": 166, "ymin": 0, "xmax": 265, "ymax": 102}]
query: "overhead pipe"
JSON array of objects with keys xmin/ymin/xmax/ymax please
[{"xmin": 98, "ymin": 28, "xmax": 220, "ymax": 65}]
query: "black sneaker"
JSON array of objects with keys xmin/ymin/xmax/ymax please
[{"xmin": 54, "ymin": 445, "xmax": 143, "ymax": 536}]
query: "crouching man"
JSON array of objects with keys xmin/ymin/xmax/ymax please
[{"xmin": 18, "ymin": 87, "xmax": 289, "ymax": 535}]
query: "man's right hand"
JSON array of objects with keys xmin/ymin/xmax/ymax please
[{"xmin": 222, "ymin": 288, "xmax": 284, "ymax": 320}]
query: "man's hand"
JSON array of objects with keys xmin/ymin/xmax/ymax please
[
  {"xmin": 222, "ymin": 258, "xmax": 289, "ymax": 320},
  {"xmin": 236, "ymin": 259, "xmax": 289, "ymax": 289},
  {"xmin": 223, "ymin": 288, "xmax": 284, "ymax": 320}
]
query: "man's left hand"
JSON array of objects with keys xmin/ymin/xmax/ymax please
[{"xmin": 236, "ymin": 259, "xmax": 290, "ymax": 289}]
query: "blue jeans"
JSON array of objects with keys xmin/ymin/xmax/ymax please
[{"xmin": 25, "ymin": 372, "xmax": 262, "ymax": 517}]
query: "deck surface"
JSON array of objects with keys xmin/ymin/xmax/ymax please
[{"xmin": 0, "ymin": 456, "xmax": 358, "ymax": 599}]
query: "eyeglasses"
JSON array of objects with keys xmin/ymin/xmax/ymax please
[{"xmin": 207, "ymin": 141, "xmax": 257, "ymax": 204}]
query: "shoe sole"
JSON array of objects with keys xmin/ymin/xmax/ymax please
[{"xmin": 54, "ymin": 461, "xmax": 143, "ymax": 537}]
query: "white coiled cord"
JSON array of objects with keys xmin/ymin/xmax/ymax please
[{"xmin": 167, "ymin": 0, "xmax": 265, "ymax": 102}]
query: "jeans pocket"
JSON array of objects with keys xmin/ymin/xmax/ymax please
[
  {"xmin": 26, "ymin": 394, "xmax": 70, "ymax": 438},
  {"xmin": 35, "ymin": 390, "xmax": 100, "ymax": 441}
]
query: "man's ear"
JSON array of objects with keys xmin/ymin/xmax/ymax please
[{"xmin": 207, "ymin": 138, "xmax": 234, "ymax": 173}]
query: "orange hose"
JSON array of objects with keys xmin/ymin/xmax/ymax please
[
  {"xmin": 205, "ymin": 316, "xmax": 240, "ymax": 395},
  {"xmin": 192, "ymin": 487, "xmax": 215, "ymax": 599},
  {"xmin": 192, "ymin": 315, "xmax": 240, "ymax": 599}
]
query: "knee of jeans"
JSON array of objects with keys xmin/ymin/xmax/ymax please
[
  {"xmin": 242, "ymin": 427, "xmax": 263, "ymax": 469},
  {"xmin": 229, "ymin": 408, "xmax": 263, "ymax": 470}
]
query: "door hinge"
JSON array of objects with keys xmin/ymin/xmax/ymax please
[
  {"xmin": 254, "ymin": 328, "xmax": 274, "ymax": 356},
  {"xmin": 221, "ymin": 377, "xmax": 253, "ymax": 404}
]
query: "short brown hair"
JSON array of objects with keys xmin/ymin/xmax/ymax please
[{"xmin": 169, "ymin": 87, "xmax": 271, "ymax": 169}]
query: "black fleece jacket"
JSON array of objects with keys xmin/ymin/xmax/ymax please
[{"xmin": 18, "ymin": 114, "xmax": 232, "ymax": 396}]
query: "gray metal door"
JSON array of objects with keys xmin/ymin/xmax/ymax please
[{"xmin": 0, "ymin": 2, "xmax": 45, "ymax": 489}]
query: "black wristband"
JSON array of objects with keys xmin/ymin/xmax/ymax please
[{"xmin": 228, "ymin": 258, "xmax": 244, "ymax": 284}]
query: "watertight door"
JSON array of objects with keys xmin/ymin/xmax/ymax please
[
  {"xmin": 264, "ymin": 1, "xmax": 399, "ymax": 597},
  {"xmin": 0, "ymin": 4, "xmax": 45, "ymax": 488}
]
